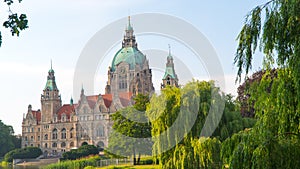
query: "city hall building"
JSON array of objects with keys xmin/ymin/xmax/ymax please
[{"xmin": 21, "ymin": 17, "xmax": 179, "ymax": 156}]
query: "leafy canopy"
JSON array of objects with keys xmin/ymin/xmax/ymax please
[{"xmin": 0, "ymin": 0, "xmax": 29, "ymax": 47}]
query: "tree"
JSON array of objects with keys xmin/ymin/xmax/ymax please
[
  {"xmin": 107, "ymin": 94, "xmax": 152, "ymax": 165},
  {"xmin": 235, "ymin": 0, "xmax": 300, "ymax": 98},
  {"xmin": 237, "ymin": 69, "xmax": 277, "ymax": 117},
  {"xmin": 0, "ymin": 0, "xmax": 28, "ymax": 47},
  {"xmin": 147, "ymin": 81, "xmax": 225, "ymax": 169},
  {"xmin": 225, "ymin": 1, "xmax": 300, "ymax": 168},
  {"xmin": 0, "ymin": 120, "xmax": 20, "ymax": 157}
]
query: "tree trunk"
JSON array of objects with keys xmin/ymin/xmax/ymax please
[
  {"xmin": 137, "ymin": 152, "xmax": 141, "ymax": 165},
  {"xmin": 133, "ymin": 147, "xmax": 136, "ymax": 165}
]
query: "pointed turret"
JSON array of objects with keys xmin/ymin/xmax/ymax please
[
  {"xmin": 122, "ymin": 16, "xmax": 137, "ymax": 48},
  {"xmin": 44, "ymin": 61, "xmax": 58, "ymax": 91},
  {"xmin": 161, "ymin": 45, "xmax": 179, "ymax": 89},
  {"xmin": 70, "ymin": 97, "xmax": 74, "ymax": 106},
  {"xmin": 41, "ymin": 62, "xmax": 62, "ymax": 123}
]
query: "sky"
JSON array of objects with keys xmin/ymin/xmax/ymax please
[{"xmin": 0, "ymin": 0, "xmax": 266, "ymax": 134}]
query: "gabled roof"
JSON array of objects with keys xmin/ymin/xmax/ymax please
[
  {"xmin": 32, "ymin": 110, "xmax": 41, "ymax": 123},
  {"xmin": 56, "ymin": 104, "xmax": 76, "ymax": 120},
  {"xmin": 102, "ymin": 94, "xmax": 112, "ymax": 108},
  {"xmin": 86, "ymin": 95, "xmax": 99, "ymax": 109},
  {"xmin": 118, "ymin": 92, "xmax": 133, "ymax": 107}
]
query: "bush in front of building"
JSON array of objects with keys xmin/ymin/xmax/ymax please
[
  {"xmin": 4, "ymin": 147, "xmax": 42, "ymax": 162},
  {"xmin": 45, "ymin": 155, "xmax": 101, "ymax": 169},
  {"xmin": 62, "ymin": 145, "xmax": 99, "ymax": 160}
]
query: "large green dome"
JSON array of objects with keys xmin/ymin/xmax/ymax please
[{"xmin": 111, "ymin": 47, "xmax": 146, "ymax": 72}]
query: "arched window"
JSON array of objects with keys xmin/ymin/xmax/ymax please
[
  {"xmin": 96, "ymin": 125, "xmax": 104, "ymax": 137},
  {"xmin": 44, "ymin": 134, "xmax": 48, "ymax": 140},
  {"xmin": 97, "ymin": 141, "xmax": 105, "ymax": 148},
  {"xmin": 70, "ymin": 128, "xmax": 74, "ymax": 138},
  {"xmin": 61, "ymin": 142, "xmax": 66, "ymax": 148},
  {"xmin": 45, "ymin": 143, "xmax": 48, "ymax": 148},
  {"xmin": 52, "ymin": 142, "xmax": 57, "ymax": 148},
  {"xmin": 119, "ymin": 78, "xmax": 127, "ymax": 89},
  {"xmin": 70, "ymin": 142, "xmax": 74, "ymax": 147},
  {"xmin": 167, "ymin": 77, "xmax": 171, "ymax": 85},
  {"xmin": 52, "ymin": 128, "xmax": 58, "ymax": 139},
  {"xmin": 61, "ymin": 128, "xmax": 66, "ymax": 139}
]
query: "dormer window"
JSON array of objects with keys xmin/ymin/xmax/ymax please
[
  {"xmin": 61, "ymin": 113, "xmax": 66, "ymax": 122},
  {"xmin": 54, "ymin": 115, "xmax": 58, "ymax": 123}
]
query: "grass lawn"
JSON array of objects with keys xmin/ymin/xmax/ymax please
[{"xmin": 97, "ymin": 164, "xmax": 160, "ymax": 169}]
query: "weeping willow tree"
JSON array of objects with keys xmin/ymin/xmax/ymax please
[
  {"xmin": 225, "ymin": 0, "xmax": 300, "ymax": 168},
  {"xmin": 147, "ymin": 80, "xmax": 224, "ymax": 169}
]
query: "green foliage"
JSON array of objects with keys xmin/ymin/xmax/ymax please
[
  {"xmin": 237, "ymin": 69, "xmax": 277, "ymax": 117},
  {"xmin": 0, "ymin": 0, "xmax": 28, "ymax": 47},
  {"xmin": 0, "ymin": 120, "xmax": 21, "ymax": 157},
  {"xmin": 230, "ymin": 1, "xmax": 300, "ymax": 168},
  {"xmin": 44, "ymin": 156, "xmax": 101, "ymax": 169},
  {"xmin": 4, "ymin": 147, "xmax": 42, "ymax": 162},
  {"xmin": 61, "ymin": 145, "xmax": 99, "ymax": 160},
  {"xmin": 147, "ymin": 81, "xmax": 225, "ymax": 169},
  {"xmin": 133, "ymin": 94, "xmax": 150, "ymax": 111},
  {"xmin": 108, "ymin": 94, "xmax": 152, "ymax": 164},
  {"xmin": 213, "ymin": 111, "xmax": 256, "ymax": 141},
  {"xmin": 234, "ymin": 0, "xmax": 300, "ymax": 97}
]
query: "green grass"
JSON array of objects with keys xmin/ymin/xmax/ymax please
[{"xmin": 97, "ymin": 164, "xmax": 160, "ymax": 169}]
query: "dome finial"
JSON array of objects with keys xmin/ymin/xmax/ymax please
[
  {"xmin": 127, "ymin": 15, "xmax": 133, "ymax": 31},
  {"xmin": 128, "ymin": 16, "xmax": 131, "ymax": 26}
]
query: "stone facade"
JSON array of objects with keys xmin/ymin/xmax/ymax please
[{"xmin": 22, "ymin": 16, "xmax": 178, "ymax": 156}]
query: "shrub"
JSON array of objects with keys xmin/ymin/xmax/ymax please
[
  {"xmin": 61, "ymin": 145, "xmax": 99, "ymax": 160},
  {"xmin": 4, "ymin": 147, "xmax": 42, "ymax": 162},
  {"xmin": 139, "ymin": 157, "xmax": 154, "ymax": 165},
  {"xmin": 44, "ymin": 156, "xmax": 101, "ymax": 169}
]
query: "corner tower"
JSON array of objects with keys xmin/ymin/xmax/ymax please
[
  {"xmin": 105, "ymin": 16, "xmax": 154, "ymax": 96},
  {"xmin": 161, "ymin": 45, "xmax": 179, "ymax": 88},
  {"xmin": 41, "ymin": 63, "xmax": 62, "ymax": 123}
]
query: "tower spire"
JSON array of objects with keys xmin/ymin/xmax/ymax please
[
  {"xmin": 167, "ymin": 44, "xmax": 173, "ymax": 59},
  {"xmin": 123, "ymin": 15, "xmax": 136, "ymax": 48},
  {"xmin": 128, "ymin": 16, "xmax": 131, "ymax": 27},
  {"xmin": 161, "ymin": 45, "xmax": 178, "ymax": 89}
]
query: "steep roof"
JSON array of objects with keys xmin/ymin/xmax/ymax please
[
  {"xmin": 86, "ymin": 95, "xmax": 99, "ymax": 109},
  {"xmin": 119, "ymin": 92, "xmax": 133, "ymax": 107},
  {"xmin": 32, "ymin": 110, "xmax": 41, "ymax": 123},
  {"xmin": 56, "ymin": 104, "xmax": 76, "ymax": 120},
  {"xmin": 102, "ymin": 94, "xmax": 112, "ymax": 108}
]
